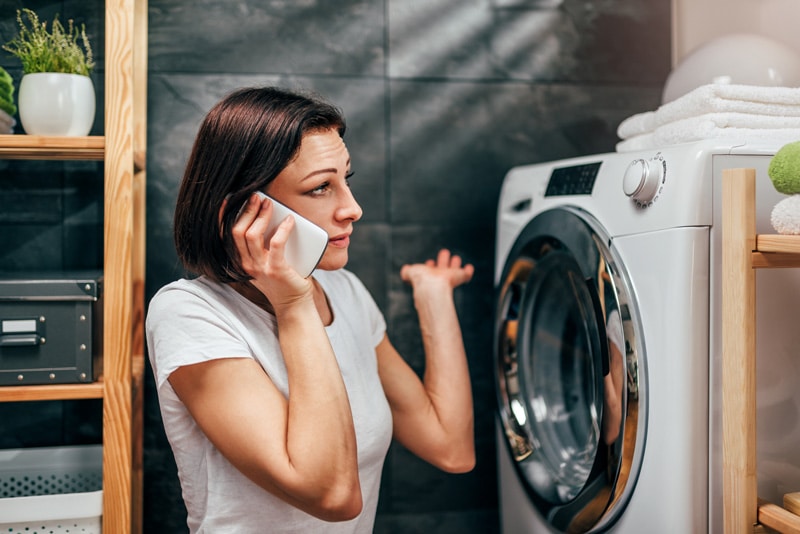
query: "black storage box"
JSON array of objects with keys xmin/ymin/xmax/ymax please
[{"xmin": 0, "ymin": 271, "xmax": 103, "ymax": 386}]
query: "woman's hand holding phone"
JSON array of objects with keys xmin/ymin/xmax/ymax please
[{"xmin": 232, "ymin": 192, "xmax": 324, "ymax": 311}]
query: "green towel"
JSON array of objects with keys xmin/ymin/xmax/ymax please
[
  {"xmin": 0, "ymin": 81, "xmax": 13, "ymax": 103},
  {"xmin": 0, "ymin": 67, "xmax": 17, "ymax": 117},
  {"xmin": 0, "ymin": 66, "xmax": 11, "ymax": 85},
  {"xmin": 0, "ymin": 97, "xmax": 16, "ymax": 118},
  {"xmin": 0, "ymin": 70, "xmax": 12, "ymax": 95}
]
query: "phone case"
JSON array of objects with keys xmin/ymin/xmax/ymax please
[{"xmin": 252, "ymin": 191, "xmax": 329, "ymax": 277}]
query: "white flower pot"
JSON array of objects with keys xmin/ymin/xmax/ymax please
[{"xmin": 18, "ymin": 73, "xmax": 95, "ymax": 136}]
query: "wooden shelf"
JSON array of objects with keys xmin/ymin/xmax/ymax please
[
  {"xmin": 0, "ymin": 356, "xmax": 145, "ymax": 402},
  {"xmin": 0, "ymin": 134, "xmax": 104, "ymax": 160},
  {"xmin": 722, "ymin": 167, "xmax": 800, "ymax": 534},
  {"xmin": 753, "ymin": 234, "xmax": 800, "ymax": 268},
  {"xmin": 759, "ymin": 498, "xmax": 800, "ymax": 534},
  {"xmin": 0, "ymin": 380, "xmax": 104, "ymax": 401},
  {"xmin": 757, "ymin": 234, "xmax": 800, "ymax": 254},
  {"xmin": 0, "ymin": 136, "xmax": 148, "ymax": 172}
]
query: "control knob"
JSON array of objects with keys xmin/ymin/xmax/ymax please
[{"xmin": 623, "ymin": 158, "xmax": 664, "ymax": 205}]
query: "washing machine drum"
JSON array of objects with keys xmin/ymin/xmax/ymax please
[{"xmin": 495, "ymin": 207, "xmax": 647, "ymax": 533}]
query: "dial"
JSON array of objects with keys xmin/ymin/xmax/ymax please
[{"xmin": 623, "ymin": 157, "xmax": 664, "ymax": 205}]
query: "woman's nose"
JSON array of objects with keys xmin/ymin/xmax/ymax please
[{"xmin": 338, "ymin": 187, "xmax": 363, "ymax": 222}]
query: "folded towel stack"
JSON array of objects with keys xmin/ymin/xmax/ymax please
[{"xmin": 616, "ymin": 84, "xmax": 800, "ymax": 152}]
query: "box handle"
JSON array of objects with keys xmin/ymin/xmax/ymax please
[{"xmin": 0, "ymin": 333, "xmax": 43, "ymax": 346}]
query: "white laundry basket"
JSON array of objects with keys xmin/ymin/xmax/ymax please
[{"xmin": 0, "ymin": 445, "xmax": 102, "ymax": 533}]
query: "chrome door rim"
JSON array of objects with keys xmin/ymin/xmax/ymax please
[{"xmin": 494, "ymin": 207, "xmax": 647, "ymax": 533}]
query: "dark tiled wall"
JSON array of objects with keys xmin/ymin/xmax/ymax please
[{"xmin": 0, "ymin": 0, "xmax": 670, "ymax": 532}]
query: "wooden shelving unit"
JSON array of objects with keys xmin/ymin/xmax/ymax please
[
  {"xmin": 722, "ymin": 168, "xmax": 800, "ymax": 534},
  {"xmin": 0, "ymin": 134, "xmax": 104, "ymax": 159},
  {"xmin": 0, "ymin": 1, "xmax": 148, "ymax": 533}
]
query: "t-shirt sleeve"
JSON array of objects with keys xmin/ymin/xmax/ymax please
[
  {"xmin": 364, "ymin": 285, "xmax": 387, "ymax": 348},
  {"xmin": 339, "ymin": 270, "xmax": 386, "ymax": 347},
  {"xmin": 145, "ymin": 285, "xmax": 253, "ymax": 389}
]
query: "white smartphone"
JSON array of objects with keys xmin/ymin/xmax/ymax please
[{"xmin": 242, "ymin": 191, "xmax": 329, "ymax": 278}]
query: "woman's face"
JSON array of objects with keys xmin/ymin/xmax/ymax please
[{"xmin": 266, "ymin": 128, "xmax": 362, "ymax": 271}]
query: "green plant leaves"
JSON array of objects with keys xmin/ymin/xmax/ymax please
[{"xmin": 2, "ymin": 8, "xmax": 94, "ymax": 77}]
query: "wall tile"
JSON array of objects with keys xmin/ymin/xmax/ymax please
[
  {"xmin": 148, "ymin": 0, "xmax": 385, "ymax": 76},
  {"xmin": 346, "ymin": 222, "xmax": 391, "ymax": 311},
  {"xmin": 388, "ymin": 0, "xmax": 670, "ymax": 83},
  {"xmin": 389, "ymin": 80, "xmax": 663, "ymax": 226},
  {"xmin": 384, "ymin": 443, "xmax": 497, "ymax": 513},
  {"xmin": 380, "ymin": 223, "xmax": 500, "ymax": 521},
  {"xmin": 375, "ymin": 508, "xmax": 500, "ymax": 534}
]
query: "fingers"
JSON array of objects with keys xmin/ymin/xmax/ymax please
[
  {"xmin": 400, "ymin": 249, "xmax": 475, "ymax": 287},
  {"xmin": 231, "ymin": 194, "xmax": 263, "ymax": 264},
  {"xmin": 238, "ymin": 195, "xmax": 272, "ymax": 262},
  {"xmin": 266, "ymin": 213, "xmax": 295, "ymax": 267},
  {"xmin": 436, "ymin": 248, "xmax": 466, "ymax": 269},
  {"xmin": 460, "ymin": 262, "xmax": 475, "ymax": 284},
  {"xmin": 400, "ymin": 264, "xmax": 411, "ymax": 282},
  {"xmin": 232, "ymin": 194, "xmax": 294, "ymax": 274}
]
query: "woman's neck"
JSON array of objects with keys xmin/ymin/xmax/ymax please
[{"xmin": 229, "ymin": 277, "xmax": 333, "ymax": 325}]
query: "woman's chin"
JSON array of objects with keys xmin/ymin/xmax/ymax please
[{"xmin": 316, "ymin": 250, "xmax": 349, "ymax": 271}]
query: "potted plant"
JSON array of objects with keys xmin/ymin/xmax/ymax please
[{"xmin": 2, "ymin": 7, "xmax": 96, "ymax": 136}]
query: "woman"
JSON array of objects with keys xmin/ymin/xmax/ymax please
[{"xmin": 146, "ymin": 86, "xmax": 475, "ymax": 533}]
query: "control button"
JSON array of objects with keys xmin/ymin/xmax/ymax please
[{"xmin": 623, "ymin": 158, "xmax": 663, "ymax": 204}]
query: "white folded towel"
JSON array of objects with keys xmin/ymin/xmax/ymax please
[
  {"xmin": 615, "ymin": 133, "xmax": 657, "ymax": 152},
  {"xmin": 617, "ymin": 111, "xmax": 656, "ymax": 138},
  {"xmin": 659, "ymin": 112, "xmax": 800, "ymax": 137},
  {"xmin": 616, "ymin": 126, "xmax": 800, "ymax": 152},
  {"xmin": 618, "ymin": 83, "xmax": 800, "ymax": 140}
]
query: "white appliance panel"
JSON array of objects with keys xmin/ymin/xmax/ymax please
[
  {"xmin": 609, "ymin": 228, "xmax": 709, "ymax": 533},
  {"xmin": 495, "ymin": 139, "xmax": 800, "ymax": 534}
]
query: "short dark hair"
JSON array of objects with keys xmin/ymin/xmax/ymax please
[{"xmin": 173, "ymin": 86, "xmax": 346, "ymax": 282}]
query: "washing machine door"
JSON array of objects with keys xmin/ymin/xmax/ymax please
[{"xmin": 495, "ymin": 207, "xmax": 646, "ymax": 533}]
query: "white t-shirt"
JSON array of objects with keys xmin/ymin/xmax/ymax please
[{"xmin": 146, "ymin": 269, "xmax": 393, "ymax": 533}]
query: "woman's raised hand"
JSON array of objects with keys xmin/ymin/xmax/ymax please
[{"xmin": 399, "ymin": 249, "xmax": 474, "ymax": 292}]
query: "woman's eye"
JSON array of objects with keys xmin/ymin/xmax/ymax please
[
  {"xmin": 309, "ymin": 182, "xmax": 330, "ymax": 196},
  {"xmin": 345, "ymin": 171, "xmax": 354, "ymax": 187}
]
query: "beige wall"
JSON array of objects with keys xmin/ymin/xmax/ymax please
[{"xmin": 672, "ymin": 0, "xmax": 800, "ymax": 66}]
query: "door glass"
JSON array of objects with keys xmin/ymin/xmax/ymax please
[
  {"xmin": 495, "ymin": 207, "xmax": 646, "ymax": 531},
  {"xmin": 515, "ymin": 251, "xmax": 603, "ymax": 503}
]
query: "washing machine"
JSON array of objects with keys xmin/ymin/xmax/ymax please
[{"xmin": 493, "ymin": 139, "xmax": 800, "ymax": 533}]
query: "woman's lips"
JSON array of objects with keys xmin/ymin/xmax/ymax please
[{"xmin": 329, "ymin": 233, "xmax": 350, "ymax": 248}]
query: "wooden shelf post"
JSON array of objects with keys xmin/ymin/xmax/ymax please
[
  {"xmin": 0, "ymin": 2, "xmax": 146, "ymax": 533},
  {"xmin": 722, "ymin": 168, "xmax": 800, "ymax": 533},
  {"xmin": 722, "ymin": 167, "xmax": 758, "ymax": 533}
]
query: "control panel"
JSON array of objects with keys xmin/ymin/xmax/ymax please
[{"xmin": 544, "ymin": 162, "xmax": 601, "ymax": 197}]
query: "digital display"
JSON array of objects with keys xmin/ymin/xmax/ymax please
[{"xmin": 544, "ymin": 162, "xmax": 601, "ymax": 197}]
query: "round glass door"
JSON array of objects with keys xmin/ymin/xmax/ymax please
[{"xmin": 495, "ymin": 207, "xmax": 646, "ymax": 533}]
